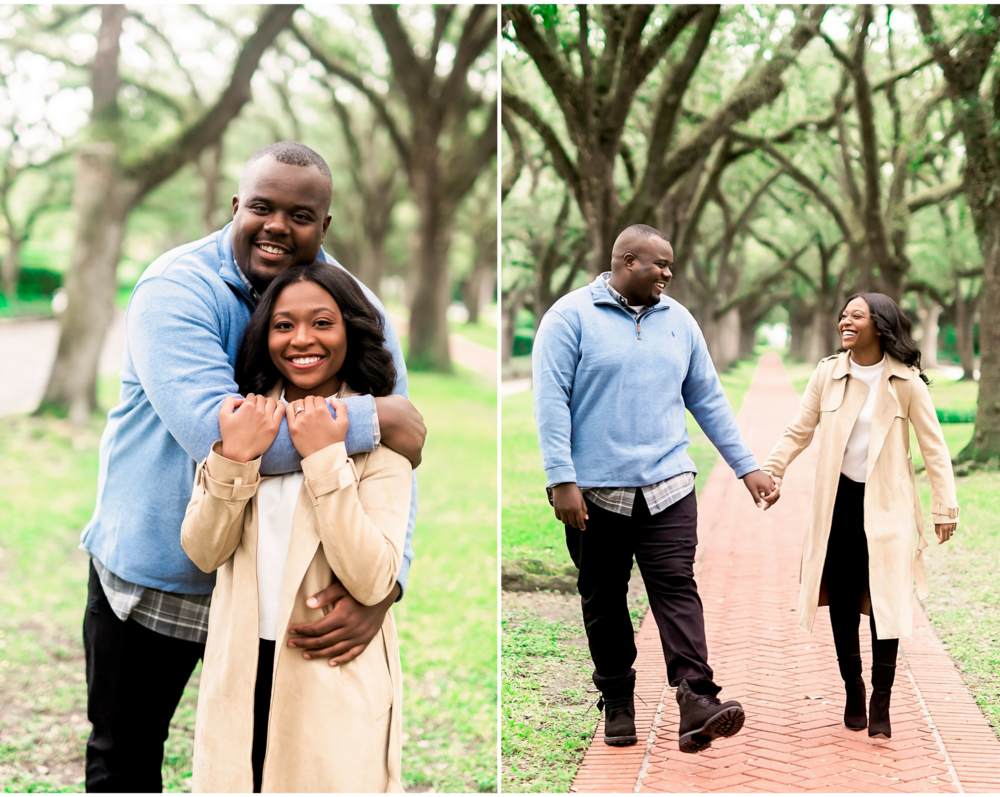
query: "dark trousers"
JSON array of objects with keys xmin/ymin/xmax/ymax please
[
  {"xmin": 83, "ymin": 561, "xmax": 204, "ymax": 793},
  {"xmin": 824, "ymin": 475, "xmax": 899, "ymax": 666},
  {"xmin": 252, "ymin": 639, "xmax": 275, "ymax": 793},
  {"xmin": 565, "ymin": 489, "xmax": 719, "ymax": 696}
]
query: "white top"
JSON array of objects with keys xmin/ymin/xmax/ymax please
[
  {"xmin": 256, "ymin": 388, "xmax": 336, "ymax": 641},
  {"xmin": 841, "ymin": 356, "xmax": 886, "ymax": 483}
]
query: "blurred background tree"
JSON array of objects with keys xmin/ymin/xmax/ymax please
[
  {"xmin": 0, "ymin": 4, "xmax": 497, "ymax": 419},
  {"xmin": 501, "ymin": 3, "xmax": 1000, "ymax": 461}
]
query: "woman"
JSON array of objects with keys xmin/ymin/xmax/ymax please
[
  {"xmin": 180, "ymin": 262, "xmax": 412, "ymax": 792},
  {"xmin": 762, "ymin": 293, "xmax": 958, "ymax": 739}
]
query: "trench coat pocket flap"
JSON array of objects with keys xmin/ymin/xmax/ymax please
[{"xmin": 820, "ymin": 379, "xmax": 846, "ymax": 412}]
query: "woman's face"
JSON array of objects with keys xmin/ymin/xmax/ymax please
[
  {"xmin": 838, "ymin": 297, "xmax": 880, "ymax": 354},
  {"xmin": 268, "ymin": 280, "xmax": 347, "ymax": 399}
]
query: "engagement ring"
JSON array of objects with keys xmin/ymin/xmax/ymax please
[{"xmin": 295, "ymin": 405, "xmax": 305, "ymax": 415}]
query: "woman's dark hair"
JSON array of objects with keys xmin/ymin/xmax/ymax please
[
  {"xmin": 235, "ymin": 261, "xmax": 396, "ymax": 398},
  {"xmin": 838, "ymin": 292, "xmax": 929, "ymax": 384}
]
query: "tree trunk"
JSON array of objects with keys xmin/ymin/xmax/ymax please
[
  {"xmin": 40, "ymin": 143, "xmax": 138, "ymax": 422},
  {"xmin": 962, "ymin": 222, "xmax": 999, "ymax": 460},
  {"xmin": 788, "ymin": 305, "xmax": 812, "ymax": 362},
  {"xmin": 200, "ymin": 143, "xmax": 224, "ymax": 236},
  {"xmin": 463, "ymin": 256, "xmax": 493, "ymax": 324},
  {"xmin": 955, "ymin": 291, "xmax": 977, "ymax": 381},
  {"xmin": 407, "ymin": 165, "xmax": 454, "ymax": 371},
  {"xmin": 739, "ymin": 315, "xmax": 758, "ymax": 360},
  {"xmin": 715, "ymin": 307, "xmax": 741, "ymax": 372},
  {"xmin": 356, "ymin": 235, "xmax": 387, "ymax": 299},
  {"xmin": 501, "ymin": 284, "xmax": 528, "ymax": 365},
  {"xmin": 916, "ymin": 298, "xmax": 941, "ymax": 369},
  {"xmin": 1, "ymin": 234, "xmax": 21, "ymax": 297}
]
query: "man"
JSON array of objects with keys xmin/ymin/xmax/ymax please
[
  {"xmin": 532, "ymin": 224, "xmax": 776, "ymax": 753},
  {"xmin": 80, "ymin": 142, "xmax": 426, "ymax": 792}
]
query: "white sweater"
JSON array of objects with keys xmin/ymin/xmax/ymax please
[{"xmin": 840, "ymin": 356, "xmax": 886, "ymax": 483}]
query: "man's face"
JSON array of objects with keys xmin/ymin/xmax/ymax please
[
  {"xmin": 230, "ymin": 158, "xmax": 332, "ymax": 292},
  {"xmin": 622, "ymin": 238, "xmax": 674, "ymax": 306}
]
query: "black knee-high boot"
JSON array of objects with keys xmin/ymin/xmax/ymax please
[
  {"xmin": 830, "ymin": 612, "xmax": 867, "ymax": 731},
  {"xmin": 868, "ymin": 615, "xmax": 898, "ymax": 739}
]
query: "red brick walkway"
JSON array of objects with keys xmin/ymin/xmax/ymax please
[{"xmin": 571, "ymin": 354, "xmax": 1000, "ymax": 794}]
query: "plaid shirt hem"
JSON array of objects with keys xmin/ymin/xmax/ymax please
[
  {"xmin": 584, "ymin": 471, "xmax": 695, "ymax": 516},
  {"xmin": 92, "ymin": 557, "xmax": 211, "ymax": 644}
]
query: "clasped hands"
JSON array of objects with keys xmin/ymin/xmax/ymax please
[{"xmin": 218, "ymin": 393, "xmax": 348, "ymax": 464}]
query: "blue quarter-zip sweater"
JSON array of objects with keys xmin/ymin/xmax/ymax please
[
  {"xmin": 81, "ymin": 224, "xmax": 416, "ymax": 594},
  {"xmin": 532, "ymin": 279, "xmax": 757, "ymax": 489}
]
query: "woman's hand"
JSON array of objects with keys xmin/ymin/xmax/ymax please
[
  {"xmin": 286, "ymin": 396, "xmax": 349, "ymax": 458},
  {"xmin": 935, "ymin": 523, "xmax": 956, "ymax": 545},
  {"xmin": 763, "ymin": 475, "xmax": 782, "ymax": 510},
  {"xmin": 218, "ymin": 394, "xmax": 284, "ymax": 463}
]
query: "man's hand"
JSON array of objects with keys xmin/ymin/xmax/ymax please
[
  {"xmin": 375, "ymin": 395, "xmax": 426, "ymax": 467},
  {"xmin": 287, "ymin": 580, "xmax": 400, "ymax": 665},
  {"xmin": 553, "ymin": 482, "xmax": 588, "ymax": 530},
  {"xmin": 935, "ymin": 523, "xmax": 956, "ymax": 545},
  {"xmin": 742, "ymin": 469, "xmax": 778, "ymax": 509},
  {"xmin": 286, "ymin": 396, "xmax": 348, "ymax": 459},
  {"xmin": 219, "ymin": 394, "xmax": 285, "ymax": 463}
]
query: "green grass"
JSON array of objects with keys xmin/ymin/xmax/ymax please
[
  {"xmin": 0, "ymin": 370, "xmax": 497, "ymax": 792},
  {"xmin": 501, "ymin": 354, "xmax": 760, "ymax": 567},
  {"xmin": 501, "ymin": 591, "xmax": 648, "ymax": 794},
  {"xmin": 500, "ymin": 353, "xmax": 759, "ymax": 792},
  {"xmin": 0, "ymin": 296, "xmax": 53, "ymax": 319},
  {"xmin": 450, "ymin": 320, "xmax": 498, "ymax": 350},
  {"xmin": 918, "ymin": 471, "xmax": 1000, "ymax": 737}
]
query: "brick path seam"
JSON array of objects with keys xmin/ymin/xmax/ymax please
[{"xmin": 570, "ymin": 353, "xmax": 1000, "ymax": 794}]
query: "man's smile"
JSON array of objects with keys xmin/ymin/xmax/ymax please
[{"xmin": 255, "ymin": 240, "xmax": 291, "ymax": 258}]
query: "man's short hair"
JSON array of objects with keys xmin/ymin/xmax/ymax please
[
  {"xmin": 620, "ymin": 223, "xmax": 670, "ymax": 243},
  {"xmin": 246, "ymin": 141, "xmax": 332, "ymax": 183}
]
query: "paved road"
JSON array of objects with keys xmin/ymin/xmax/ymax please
[
  {"xmin": 572, "ymin": 353, "xmax": 1000, "ymax": 794},
  {"xmin": 0, "ymin": 309, "xmax": 496, "ymax": 418},
  {"xmin": 0, "ymin": 311, "xmax": 127, "ymax": 416}
]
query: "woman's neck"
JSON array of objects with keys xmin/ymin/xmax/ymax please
[
  {"xmin": 284, "ymin": 375, "xmax": 343, "ymax": 403},
  {"xmin": 849, "ymin": 346, "xmax": 884, "ymax": 367}
]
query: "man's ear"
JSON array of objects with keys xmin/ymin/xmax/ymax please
[
  {"xmin": 231, "ymin": 194, "xmax": 240, "ymax": 218},
  {"xmin": 622, "ymin": 252, "xmax": 635, "ymax": 269},
  {"xmin": 321, "ymin": 213, "xmax": 332, "ymax": 241}
]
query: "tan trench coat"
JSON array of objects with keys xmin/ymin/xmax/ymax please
[
  {"xmin": 180, "ymin": 389, "xmax": 412, "ymax": 793},
  {"xmin": 762, "ymin": 352, "xmax": 959, "ymax": 640}
]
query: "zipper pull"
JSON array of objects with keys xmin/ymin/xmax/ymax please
[{"xmin": 636, "ymin": 322, "xmax": 641, "ymax": 340}]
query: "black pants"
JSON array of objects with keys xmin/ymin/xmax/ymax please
[
  {"xmin": 824, "ymin": 474, "xmax": 899, "ymax": 666},
  {"xmin": 565, "ymin": 489, "xmax": 719, "ymax": 696},
  {"xmin": 252, "ymin": 639, "xmax": 275, "ymax": 793},
  {"xmin": 83, "ymin": 561, "xmax": 204, "ymax": 793}
]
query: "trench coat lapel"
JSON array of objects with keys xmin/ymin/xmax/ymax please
[
  {"xmin": 827, "ymin": 354, "xmax": 866, "ymax": 470},
  {"xmin": 865, "ymin": 356, "xmax": 912, "ymax": 482}
]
